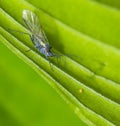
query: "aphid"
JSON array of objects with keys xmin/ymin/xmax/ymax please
[{"xmin": 22, "ymin": 9, "xmax": 58, "ymax": 59}]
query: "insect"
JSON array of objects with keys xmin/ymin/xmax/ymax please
[{"xmin": 22, "ymin": 9, "xmax": 58, "ymax": 60}]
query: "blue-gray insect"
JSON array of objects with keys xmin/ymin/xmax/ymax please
[{"xmin": 23, "ymin": 10, "xmax": 57, "ymax": 59}]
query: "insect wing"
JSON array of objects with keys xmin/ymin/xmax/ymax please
[
  {"xmin": 23, "ymin": 10, "xmax": 48, "ymax": 44},
  {"xmin": 23, "ymin": 10, "xmax": 40, "ymax": 34}
]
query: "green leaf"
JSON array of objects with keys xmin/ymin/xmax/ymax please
[{"xmin": 0, "ymin": 0, "xmax": 120, "ymax": 125}]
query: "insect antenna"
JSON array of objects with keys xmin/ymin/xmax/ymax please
[
  {"xmin": 8, "ymin": 29, "xmax": 32, "ymax": 52},
  {"xmin": 8, "ymin": 29, "xmax": 30, "ymax": 35}
]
